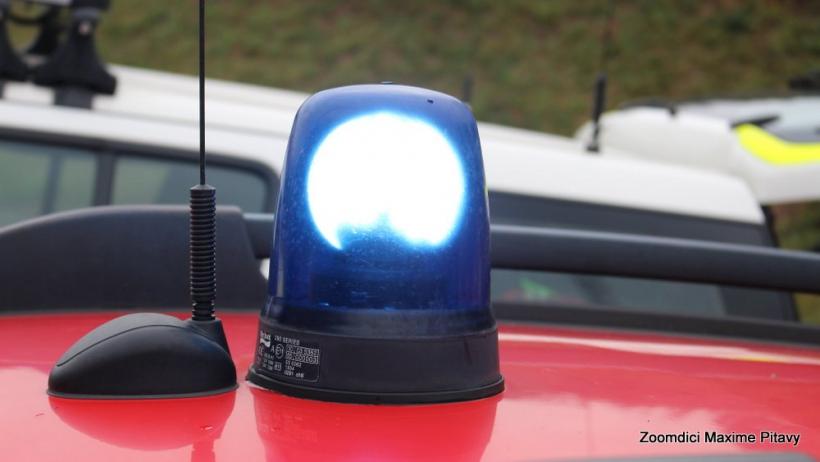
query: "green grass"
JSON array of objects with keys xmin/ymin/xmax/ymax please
[
  {"xmin": 8, "ymin": 0, "xmax": 820, "ymax": 322},
  {"xmin": 74, "ymin": 0, "xmax": 820, "ymax": 135}
]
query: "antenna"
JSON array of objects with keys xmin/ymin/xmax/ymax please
[
  {"xmin": 586, "ymin": 0, "xmax": 615, "ymax": 154},
  {"xmin": 586, "ymin": 73, "xmax": 607, "ymax": 153},
  {"xmin": 47, "ymin": 0, "xmax": 236, "ymax": 398},
  {"xmin": 461, "ymin": 73, "xmax": 474, "ymax": 106},
  {"xmin": 190, "ymin": 0, "xmax": 217, "ymax": 322}
]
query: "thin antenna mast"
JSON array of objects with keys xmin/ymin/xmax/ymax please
[
  {"xmin": 190, "ymin": 0, "xmax": 216, "ymax": 321},
  {"xmin": 586, "ymin": 0, "xmax": 615, "ymax": 154},
  {"xmin": 198, "ymin": 0, "xmax": 206, "ymax": 185},
  {"xmin": 461, "ymin": 73, "xmax": 474, "ymax": 106}
]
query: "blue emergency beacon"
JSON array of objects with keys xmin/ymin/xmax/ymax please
[{"xmin": 247, "ymin": 84, "xmax": 503, "ymax": 403}]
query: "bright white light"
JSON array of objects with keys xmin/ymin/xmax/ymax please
[{"xmin": 307, "ymin": 112, "xmax": 466, "ymax": 250}]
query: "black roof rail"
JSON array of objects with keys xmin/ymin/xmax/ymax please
[
  {"xmin": 245, "ymin": 214, "xmax": 820, "ymax": 295},
  {"xmin": 0, "ymin": 206, "xmax": 267, "ymax": 311},
  {"xmin": 3, "ymin": 207, "xmax": 820, "ymax": 345},
  {"xmin": 491, "ymin": 224, "xmax": 820, "ymax": 294},
  {"xmin": 5, "ymin": 208, "xmax": 820, "ymax": 312}
]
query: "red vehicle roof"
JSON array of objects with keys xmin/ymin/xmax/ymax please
[{"xmin": 1, "ymin": 311, "xmax": 819, "ymax": 461}]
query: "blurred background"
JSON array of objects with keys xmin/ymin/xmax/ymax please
[
  {"xmin": 73, "ymin": 0, "xmax": 820, "ymax": 249},
  {"xmin": 85, "ymin": 1, "xmax": 819, "ymax": 135},
  {"xmin": 4, "ymin": 0, "xmax": 820, "ymax": 319}
]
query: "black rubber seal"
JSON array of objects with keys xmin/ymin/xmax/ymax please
[
  {"xmin": 247, "ymin": 368, "xmax": 503, "ymax": 404},
  {"xmin": 47, "ymin": 384, "xmax": 238, "ymax": 400},
  {"xmin": 247, "ymin": 318, "xmax": 503, "ymax": 404}
]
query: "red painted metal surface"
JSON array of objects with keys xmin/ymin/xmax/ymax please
[{"xmin": 1, "ymin": 311, "xmax": 819, "ymax": 461}]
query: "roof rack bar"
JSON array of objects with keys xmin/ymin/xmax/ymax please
[
  {"xmin": 492, "ymin": 224, "xmax": 820, "ymax": 294},
  {"xmin": 243, "ymin": 214, "xmax": 820, "ymax": 294}
]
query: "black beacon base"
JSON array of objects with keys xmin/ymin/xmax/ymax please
[{"xmin": 246, "ymin": 316, "xmax": 504, "ymax": 405}]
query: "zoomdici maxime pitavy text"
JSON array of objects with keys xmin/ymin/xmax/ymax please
[{"xmin": 640, "ymin": 431, "xmax": 800, "ymax": 446}]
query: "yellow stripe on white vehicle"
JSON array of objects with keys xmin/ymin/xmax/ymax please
[{"xmin": 736, "ymin": 123, "xmax": 820, "ymax": 166}]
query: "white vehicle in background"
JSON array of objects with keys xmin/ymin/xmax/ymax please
[
  {"xmin": 1, "ymin": 67, "xmax": 767, "ymax": 238},
  {"xmin": 574, "ymin": 92, "xmax": 820, "ymax": 206},
  {"xmin": 0, "ymin": 0, "xmax": 798, "ymax": 322},
  {"xmin": 3, "ymin": 64, "xmax": 795, "ymax": 321}
]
